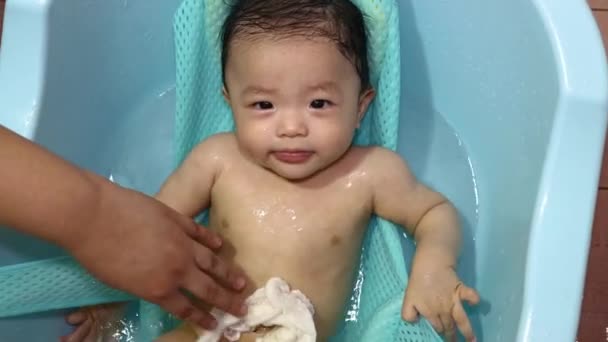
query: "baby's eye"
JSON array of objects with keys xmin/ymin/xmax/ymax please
[
  {"xmin": 310, "ymin": 99, "xmax": 332, "ymax": 109},
  {"xmin": 254, "ymin": 101, "xmax": 274, "ymax": 110}
]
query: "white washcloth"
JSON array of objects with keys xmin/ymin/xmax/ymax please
[{"xmin": 195, "ymin": 277, "xmax": 316, "ymax": 342}]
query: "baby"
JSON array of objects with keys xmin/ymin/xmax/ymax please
[{"xmin": 64, "ymin": 0, "xmax": 479, "ymax": 341}]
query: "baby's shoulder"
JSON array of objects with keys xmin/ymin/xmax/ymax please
[
  {"xmin": 346, "ymin": 145, "xmax": 413, "ymax": 185},
  {"xmin": 349, "ymin": 145, "xmax": 406, "ymax": 169},
  {"xmin": 190, "ymin": 132, "xmax": 238, "ymax": 158},
  {"xmin": 183, "ymin": 133, "xmax": 240, "ymax": 171},
  {"xmin": 199, "ymin": 132, "xmax": 238, "ymax": 148}
]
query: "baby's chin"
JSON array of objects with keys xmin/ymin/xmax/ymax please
[
  {"xmin": 264, "ymin": 161, "xmax": 329, "ymax": 182},
  {"xmin": 267, "ymin": 166, "xmax": 322, "ymax": 182}
]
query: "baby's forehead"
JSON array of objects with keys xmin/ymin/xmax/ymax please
[
  {"xmin": 228, "ymin": 40, "xmax": 358, "ymax": 78},
  {"xmin": 227, "ymin": 35, "xmax": 354, "ymax": 67}
]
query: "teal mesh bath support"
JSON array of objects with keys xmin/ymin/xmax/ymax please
[{"xmin": 0, "ymin": 1, "xmax": 441, "ymax": 340}]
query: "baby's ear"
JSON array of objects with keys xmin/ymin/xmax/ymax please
[
  {"xmin": 357, "ymin": 87, "xmax": 376, "ymax": 125},
  {"xmin": 222, "ymin": 86, "xmax": 230, "ymax": 103}
]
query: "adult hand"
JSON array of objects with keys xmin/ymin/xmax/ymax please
[
  {"xmin": 0, "ymin": 125, "xmax": 246, "ymax": 329},
  {"xmin": 65, "ymin": 182, "xmax": 247, "ymax": 329}
]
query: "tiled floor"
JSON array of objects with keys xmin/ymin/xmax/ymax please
[
  {"xmin": 578, "ymin": 190, "xmax": 608, "ymax": 341},
  {"xmin": 0, "ymin": 1, "xmax": 607, "ymax": 340}
]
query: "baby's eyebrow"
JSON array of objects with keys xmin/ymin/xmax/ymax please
[
  {"xmin": 307, "ymin": 81, "xmax": 340, "ymax": 93},
  {"xmin": 241, "ymin": 85, "xmax": 277, "ymax": 96}
]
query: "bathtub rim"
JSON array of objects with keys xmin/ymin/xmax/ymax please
[
  {"xmin": 517, "ymin": 0, "xmax": 608, "ymax": 340},
  {"xmin": 0, "ymin": 0, "xmax": 51, "ymax": 140},
  {"xmin": 1, "ymin": 0, "xmax": 608, "ymax": 340}
]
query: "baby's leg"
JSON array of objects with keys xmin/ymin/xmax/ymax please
[{"xmin": 61, "ymin": 302, "xmax": 127, "ymax": 342}]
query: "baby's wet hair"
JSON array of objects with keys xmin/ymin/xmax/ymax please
[{"xmin": 220, "ymin": 0, "xmax": 370, "ymax": 90}]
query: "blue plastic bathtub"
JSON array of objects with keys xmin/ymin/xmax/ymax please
[{"xmin": 0, "ymin": 0, "xmax": 606, "ymax": 341}]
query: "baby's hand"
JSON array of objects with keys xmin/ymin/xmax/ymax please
[
  {"xmin": 61, "ymin": 303, "xmax": 126, "ymax": 342},
  {"xmin": 402, "ymin": 266, "xmax": 480, "ymax": 342}
]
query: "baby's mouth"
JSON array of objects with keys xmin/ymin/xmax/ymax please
[{"xmin": 272, "ymin": 150, "xmax": 314, "ymax": 164}]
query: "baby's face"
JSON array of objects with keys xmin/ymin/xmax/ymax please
[{"xmin": 224, "ymin": 37, "xmax": 374, "ymax": 180}]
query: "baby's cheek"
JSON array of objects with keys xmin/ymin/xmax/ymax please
[
  {"xmin": 235, "ymin": 129, "xmax": 268, "ymax": 158},
  {"xmin": 322, "ymin": 123, "xmax": 357, "ymax": 149}
]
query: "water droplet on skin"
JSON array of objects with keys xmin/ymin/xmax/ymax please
[
  {"xmin": 253, "ymin": 208, "xmax": 268, "ymax": 223},
  {"xmin": 344, "ymin": 170, "xmax": 368, "ymax": 189},
  {"xmin": 263, "ymin": 226, "xmax": 276, "ymax": 234}
]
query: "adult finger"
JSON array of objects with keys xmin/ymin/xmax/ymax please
[
  {"xmin": 159, "ymin": 292, "xmax": 218, "ymax": 330},
  {"xmin": 194, "ymin": 245, "xmax": 246, "ymax": 291},
  {"xmin": 453, "ymin": 300, "xmax": 476, "ymax": 342},
  {"xmin": 192, "ymin": 224, "xmax": 224, "ymax": 250},
  {"xmin": 174, "ymin": 214, "xmax": 223, "ymax": 250},
  {"xmin": 184, "ymin": 270, "xmax": 247, "ymax": 317}
]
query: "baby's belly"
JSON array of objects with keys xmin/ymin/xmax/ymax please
[{"xmin": 212, "ymin": 223, "xmax": 365, "ymax": 340}]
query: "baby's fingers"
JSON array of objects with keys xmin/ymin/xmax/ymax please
[
  {"xmin": 426, "ymin": 315, "xmax": 445, "ymax": 335},
  {"xmin": 452, "ymin": 300, "xmax": 476, "ymax": 342},
  {"xmin": 401, "ymin": 298, "xmax": 419, "ymax": 322},
  {"xmin": 458, "ymin": 284, "xmax": 480, "ymax": 306},
  {"xmin": 66, "ymin": 310, "xmax": 87, "ymax": 325},
  {"xmin": 62, "ymin": 318, "xmax": 93, "ymax": 342},
  {"xmin": 440, "ymin": 313, "xmax": 456, "ymax": 342}
]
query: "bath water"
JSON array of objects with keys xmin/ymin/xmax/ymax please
[
  {"xmin": 0, "ymin": 89, "xmax": 478, "ymax": 341},
  {"xmin": 102, "ymin": 86, "xmax": 176, "ymax": 195}
]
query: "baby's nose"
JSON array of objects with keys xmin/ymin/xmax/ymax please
[{"xmin": 277, "ymin": 112, "xmax": 308, "ymax": 137}]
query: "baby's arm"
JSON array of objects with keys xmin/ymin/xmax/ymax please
[
  {"xmin": 370, "ymin": 148, "xmax": 459, "ymax": 270},
  {"xmin": 369, "ymin": 148, "xmax": 479, "ymax": 342},
  {"xmin": 156, "ymin": 135, "xmax": 226, "ymax": 215}
]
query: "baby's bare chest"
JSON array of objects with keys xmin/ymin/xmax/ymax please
[{"xmin": 208, "ymin": 169, "xmax": 373, "ymax": 255}]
